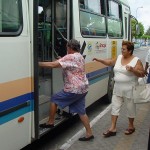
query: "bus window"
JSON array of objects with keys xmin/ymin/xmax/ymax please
[
  {"xmin": 107, "ymin": 0, "xmax": 122, "ymax": 38},
  {"xmin": 38, "ymin": 0, "xmax": 67, "ymax": 61},
  {"xmin": 79, "ymin": 0, "xmax": 105, "ymax": 15},
  {"xmin": 54, "ymin": 0, "xmax": 67, "ymax": 57},
  {"xmin": 108, "ymin": 0, "xmax": 119, "ymax": 19},
  {"xmin": 84, "ymin": 0, "xmax": 101, "ymax": 14},
  {"xmin": 55, "ymin": 1, "xmax": 66, "ymax": 28},
  {"xmin": 0, "ymin": 0, "xmax": 22, "ymax": 35},
  {"xmin": 38, "ymin": 1, "xmax": 52, "ymax": 62},
  {"xmin": 80, "ymin": 12, "xmax": 106, "ymax": 36},
  {"xmin": 79, "ymin": 0, "xmax": 106, "ymax": 37},
  {"xmin": 107, "ymin": 19, "xmax": 122, "ymax": 37}
]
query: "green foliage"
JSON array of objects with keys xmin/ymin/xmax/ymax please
[
  {"xmin": 145, "ymin": 27, "xmax": 150, "ymax": 35},
  {"xmin": 131, "ymin": 19, "xmax": 137, "ymax": 38},
  {"xmin": 142, "ymin": 26, "xmax": 150, "ymax": 40},
  {"xmin": 131, "ymin": 18, "xmax": 144, "ymax": 39},
  {"xmin": 137, "ymin": 22, "xmax": 144, "ymax": 37},
  {"xmin": 141, "ymin": 34, "xmax": 150, "ymax": 40}
]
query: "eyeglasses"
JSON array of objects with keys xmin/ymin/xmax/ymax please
[{"xmin": 121, "ymin": 48, "xmax": 127, "ymax": 51}]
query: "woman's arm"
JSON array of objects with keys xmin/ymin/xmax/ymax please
[
  {"xmin": 93, "ymin": 58, "xmax": 117, "ymax": 66},
  {"xmin": 126, "ymin": 60, "xmax": 145, "ymax": 77},
  {"xmin": 39, "ymin": 60, "xmax": 61, "ymax": 68}
]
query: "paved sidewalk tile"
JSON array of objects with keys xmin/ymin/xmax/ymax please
[{"xmin": 66, "ymin": 103, "xmax": 150, "ymax": 150}]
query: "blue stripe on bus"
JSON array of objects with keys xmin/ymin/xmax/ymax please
[
  {"xmin": 86, "ymin": 67, "xmax": 109, "ymax": 79},
  {"xmin": 86, "ymin": 66, "xmax": 111, "ymax": 85},
  {"xmin": 89, "ymin": 74, "xmax": 109, "ymax": 85},
  {"xmin": 0, "ymin": 100, "xmax": 34, "ymax": 125},
  {"xmin": 0, "ymin": 93, "xmax": 34, "ymax": 112},
  {"xmin": 0, "ymin": 67, "xmax": 112, "ymax": 124}
]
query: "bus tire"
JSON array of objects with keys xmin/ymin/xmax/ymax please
[{"xmin": 105, "ymin": 71, "xmax": 114, "ymax": 103}]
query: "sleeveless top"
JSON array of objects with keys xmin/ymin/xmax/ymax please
[{"xmin": 113, "ymin": 55, "xmax": 139, "ymax": 98}]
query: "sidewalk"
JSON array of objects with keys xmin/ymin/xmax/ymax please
[{"xmin": 60, "ymin": 103, "xmax": 150, "ymax": 150}]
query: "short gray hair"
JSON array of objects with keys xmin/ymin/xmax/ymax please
[{"xmin": 67, "ymin": 39, "xmax": 80, "ymax": 52}]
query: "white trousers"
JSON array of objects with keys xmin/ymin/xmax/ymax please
[{"xmin": 111, "ymin": 95, "xmax": 136, "ymax": 118}]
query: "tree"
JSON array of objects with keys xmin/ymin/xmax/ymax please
[
  {"xmin": 131, "ymin": 19, "xmax": 144, "ymax": 40},
  {"xmin": 141, "ymin": 35, "xmax": 150, "ymax": 40},
  {"xmin": 145, "ymin": 27, "xmax": 150, "ymax": 35},
  {"xmin": 131, "ymin": 18, "xmax": 137, "ymax": 39},
  {"xmin": 142, "ymin": 27, "xmax": 150, "ymax": 42},
  {"xmin": 137, "ymin": 22, "xmax": 144, "ymax": 37}
]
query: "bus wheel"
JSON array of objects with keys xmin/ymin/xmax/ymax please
[{"xmin": 105, "ymin": 71, "xmax": 114, "ymax": 103}]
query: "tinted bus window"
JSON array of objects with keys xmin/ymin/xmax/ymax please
[
  {"xmin": 108, "ymin": 0, "xmax": 119, "ymax": 19},
  {"xmin": 0, "ymin": 0, "xmax": 22, "ymax": 35},
  {"xmin": 79, "ymin": 0, "xmax": 106, "ymax": 37},
  {"xmin": 107, "ymin": 18, "xmax": 122, "ymax": 37},
  {"xmin": 80, "ymin": 11, "xmax": 106, "ymax": 36},
  {"xmin": 107, "ymin": 0, "xmax": 122, "ymax": 38}
]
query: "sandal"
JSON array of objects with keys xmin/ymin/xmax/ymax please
[
  {"xmin": 79, "ymin": 135, "xmax": 94, "ymax": 141},
  {"xmin": 103, "ymin": 130, "xmax": 116, "ymax": 137},
  {"xmin": 124, "ymin": 128, "xmax": 135, "ymax": 135},
  {"xmin": 39, "ymin": 123, "xmax": 54, "ymax": 128}
]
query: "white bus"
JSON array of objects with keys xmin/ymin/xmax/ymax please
[{"xmin": 0, "ymin": 0, "xmax": 132, "ymax": 149}]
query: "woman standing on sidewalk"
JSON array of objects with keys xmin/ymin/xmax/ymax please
[{"xmin": 93, "ymin": 41, "xmax": 145, "ymax": 137}]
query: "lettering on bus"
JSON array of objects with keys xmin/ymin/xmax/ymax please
[
  {"xmin": 95, "ymin": 41, "xmax": 106, "ymax": 53},
  {"xmin": 99, "ymin": 43, "xmax": 106, "ymax": 48},
  {"xmin": 87, "ymin": 41, "xmax": 93, "ymax": 54}
]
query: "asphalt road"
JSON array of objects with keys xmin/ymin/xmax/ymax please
[{"xmin": 134, "ymin": 46, "xmax": 149, "ymax": 64}]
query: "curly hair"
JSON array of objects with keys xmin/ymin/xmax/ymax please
[{"xmin": 122, "ymin": 41, "xmax": 134, "ymax": 55}]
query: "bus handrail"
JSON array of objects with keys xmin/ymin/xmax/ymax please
[
  {"xmin": 54, "ymin": 23, "xmax": 68, "ymax": 42},
  {"xmin": 0, "ymin": 101, "xmax": 30, "ymax": 117}
]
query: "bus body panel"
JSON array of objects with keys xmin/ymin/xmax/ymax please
[
  {"xmin": 0, "ymin": 112, "xmax": 32, "ymax": 150},
  {"xmin": 0, "ymin": 0, "xmax": 132, "ymax": 149},
  {"xmin": 0, "ymin": 0, "xmax": 34, "ymax": 150}
]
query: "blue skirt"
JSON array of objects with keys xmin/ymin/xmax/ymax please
[{"xmin": 51, "ymin": 90, "xmax": 88, "ymax": 115}]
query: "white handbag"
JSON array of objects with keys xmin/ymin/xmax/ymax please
[{"xmin": 133, "ymin": 78, "xmax": 150, "ymax": 104}]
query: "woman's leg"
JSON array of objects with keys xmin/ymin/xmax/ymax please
[
  {"xmin": 124, "ymin": 98, "xmax": 136, "ymax": 134},
  {"xmin": 103, "ymin": 115, "xmax": 118, "ymax": 137},
  {"xmin": 109, "ymin": 115, "xmax": 118, "ymax": 132},
  {"xmin": 128, "ymin": 117, "xmax": 135, "ymax": 129},
  {"xmin": 125, "ymin": 98, "xmax": 136, "ymax": 129},
  {"xmin": 109, "ymin": 95, "xmax": 123, "ymax": 131},
  {"xmin": 47, "ymin": 102, "xmax": 57, "ymax": 124},
  {"xmin": 79, "ymin": 114, "xmax": 93, "ymax": 137},
  {"xmin": 103, "ymin": 95, "xmax": 123, "ymax": 137},
  {"xmin": 40, "ymin": 102, "xmax": 57, "ymax": 128}
]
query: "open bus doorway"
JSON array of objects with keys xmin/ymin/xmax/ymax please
[{"xmin": 37, "ymin": 0, "xmax": 70, "ymax": 136}]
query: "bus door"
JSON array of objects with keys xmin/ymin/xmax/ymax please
[{"xmin": 37, "ymin": 0, "xmax": 71, "ymax": 136}]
